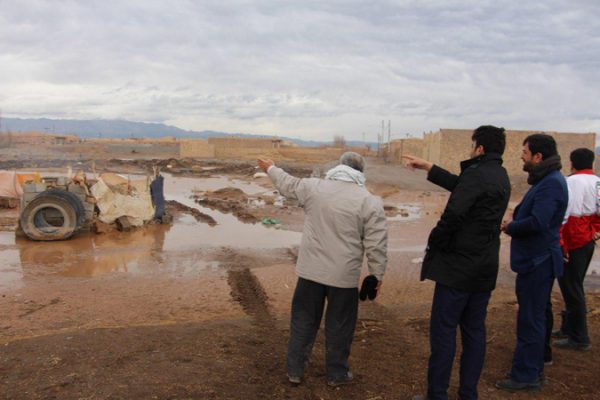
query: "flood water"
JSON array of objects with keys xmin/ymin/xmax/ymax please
[
  {"xmin": 0, "ymin": 174, "xmax": 301, "ymax": 291},
  {"xmin": 3, "ymin": 171, "xmax": 600, "ymax": 292}
]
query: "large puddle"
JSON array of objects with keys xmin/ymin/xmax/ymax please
[{"xmin": 0, "ymin": 173, "xmax": 301, "ymax": 291}]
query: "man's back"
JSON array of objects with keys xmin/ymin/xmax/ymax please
[
  {"xmin": 562, "ymin": 172, "xmax": 600, "ymax": 251},
  {"xmin": 268, "ymin": 167, "xmax": 387, "ymax": 289},
  {"xmin": 422, "ymin": 153, "xmax": 511, "ymax": 292}
]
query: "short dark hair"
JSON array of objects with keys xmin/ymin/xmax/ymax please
[
  {"xmin": 472, "ymin": 125, "xmax": 506, "ymax": 155},
  {"xmin": 523, "ymin": 134, "xmax": 557, "ymax": 160},
  {"xmin": 570, "ymin": 148, "xmax": 595, "ymax": 170}
]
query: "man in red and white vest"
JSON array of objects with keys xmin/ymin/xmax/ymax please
[{"xmin": 551, "ymin": 148, "xmax": 599, "ymax": 352}]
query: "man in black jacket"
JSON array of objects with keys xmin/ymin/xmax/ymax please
[{"xmin": 404, "ymin": 125, "xmax": 511, "ymax": 400}]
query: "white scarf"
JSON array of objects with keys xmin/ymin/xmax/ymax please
[{"xmin": 325, "ymin": 165, "xmax": 365, "ymax": 186}]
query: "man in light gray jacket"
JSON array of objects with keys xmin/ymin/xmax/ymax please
[{"xmin": 257, "ymin": 152, "xmax": 387, "ymax": 387}]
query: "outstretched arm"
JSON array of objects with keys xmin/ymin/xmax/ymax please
[
  {"xmin": 257, "ymin": 158, "xmax": 310, "ymax": 205},
  {"xmin": 402, "ymin": 154, "xmax": 459, "ymax": 192},
  {"xmin": 402, "ymin": 155, "xmax": 433, "ymax": 171}
]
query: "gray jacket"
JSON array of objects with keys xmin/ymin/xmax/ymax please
[{"xmin": 268, "ymin": 166, "xmax": 387, "ymax": 288}]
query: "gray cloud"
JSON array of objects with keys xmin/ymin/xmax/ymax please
[{"xmin": 1, "ymin": 0, "xmax": 599, "ymax": 140}]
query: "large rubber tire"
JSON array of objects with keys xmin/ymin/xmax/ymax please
[
  {"xmin": 20, "ymin": 195, "xmax": 78, "ymax": 241},
  {"xmin": 41, "ymin": 189, "xmax": 86, "ymax": 229}
]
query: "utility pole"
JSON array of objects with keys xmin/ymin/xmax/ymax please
[
  {"xmin": 380, "ymin": 120, "xmax": 385, "ymax": 159},
  {"xmin": 387, "ymin": 120, "xmax": 391, "ymax": 162}
]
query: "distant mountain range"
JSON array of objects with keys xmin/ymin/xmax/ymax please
[{"xmin": 0, "ymin": 117, "xmax": 376, "ymax": 148}]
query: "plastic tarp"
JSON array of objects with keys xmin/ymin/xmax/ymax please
[
  {"xmin": 90, "ymin": 177, "xmax": 155, "ymax": 226},
  {"xmin": 0, "ymin": 171, "xmax": 23, "ymax": 199}
]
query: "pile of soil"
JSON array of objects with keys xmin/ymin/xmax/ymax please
[{"xmin": 194, "ymin": 188, "xmax": 259, "ymax": 223}]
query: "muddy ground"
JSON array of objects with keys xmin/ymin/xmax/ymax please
[{"xmin": 1, "ymin": 156, "xmax": 600, "ymax": 400}]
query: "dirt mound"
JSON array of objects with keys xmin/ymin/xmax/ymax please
[
  {"xmin": 194, "ymin": 188, "xmax": 259, "ymax": 223},
  {"xmin": 211, "ymin": 187, "xmax": 247, "ymax": 201}
]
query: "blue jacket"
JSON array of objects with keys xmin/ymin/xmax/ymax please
[{"xmin": 507, "ymin": 170, "xmax": 568, "ymax": 276}]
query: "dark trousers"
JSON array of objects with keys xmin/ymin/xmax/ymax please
[
  {"xmin": 558, "ymin": 241, "xmax": 594, "ymax": 344},
  {"xmin": 511, "ymin": 262, "xmax": 554, "ymax": 383},
  {"xmin": 427, "ymin": 283, "xmax": 491, "ymax": 400},
  {"xmin": 544, "ymin": 292, "xmax": 554, "ymax": 363},
  {"xmin": 286, "ymin": 277, "xmax": 358, "ymax": 380}
]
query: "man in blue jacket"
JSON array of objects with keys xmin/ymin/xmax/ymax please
[{"xmin": 496, "ymin": 134, "xmax": 568, "ymax": 392}]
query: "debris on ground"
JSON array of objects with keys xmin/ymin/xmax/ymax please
[{"xmin": 90, "ymin": 176, "xmax": 154, "ymax": 227}]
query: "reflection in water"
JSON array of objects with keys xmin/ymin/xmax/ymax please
[
  {"xmin": 0, "ymin": 248, "xmax": 22, "ymax": 291},
  {"xmin": 16, "ymin": 225, "xmax": 169, "ymax": 278}
]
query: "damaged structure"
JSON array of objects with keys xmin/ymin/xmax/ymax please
[{"xmin": 16, "ymin": 171, "xmax": 161, "ymax": 241}]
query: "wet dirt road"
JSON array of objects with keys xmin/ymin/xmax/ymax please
[{"xmin": 1, "ymin": 168, "xmax": 600, "ymax": 399}]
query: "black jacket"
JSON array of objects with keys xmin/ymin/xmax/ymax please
[{"xmin": 421, "ymin": 153, "xmax": 511, "ymax": 292}]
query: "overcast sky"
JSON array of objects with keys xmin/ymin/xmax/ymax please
[{"xmin": 1, "ymin": 0, "xmax": 599, "ymax": 141}]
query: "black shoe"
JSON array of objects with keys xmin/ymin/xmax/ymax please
[
  {"xmin": 327, "ymin": 371, "xmax": 354, "ymax": 387},
  {"xmin": 553, "ymin": 338, "xmax": 591, "ymax": 351},
  {"xmin": 551, "ymin": 329, "xmax": 568, "ymax": 339},
  {"xmin": 504, "ymin": 372, "xmax": 548, "ymax": 386},
  {"xmin": 495, "ymin": 378, "xmax": 541, "ymax": 392}
]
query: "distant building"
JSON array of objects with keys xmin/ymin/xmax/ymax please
[{"xmin": 390, "ymin": 129, "xmax": 596, "ymax": 176}]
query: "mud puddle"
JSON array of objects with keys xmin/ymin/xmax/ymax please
[
  {"xmin": 0, "ymin": 173, "xmax": 300, "ymax": 291},
  {"xmin": 164, "ymin": 174, "xmax": 270, "ymax": 196},
  {"xmin": 162, "ymin": 174, "xmax": 300, "ymax": 247}
]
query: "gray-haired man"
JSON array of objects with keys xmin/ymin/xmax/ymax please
[{"xmin": 257, "ymin": 152, "xmax": 387, "ymax": 386}]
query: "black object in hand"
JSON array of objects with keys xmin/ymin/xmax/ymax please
[{"xmin": 359, "ymin": 275, "xmax": 379, "ymax": 301}]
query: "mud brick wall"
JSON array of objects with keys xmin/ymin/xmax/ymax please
[
  {"xmin": 421, "ymin": 129, "xmax": 596, "ymax": 176},
  {"xmin": 178, "ymin": 140, "xmax": 215, "ymax": 158},
  {"xmin": 502, "ymin": 131, "xmax": 596, "ymax": 177},
  {"xmin": 105, "ymin": 143, "xmax": 179, "ymax": 156},
  {"xmin": 389, "ymin": 139, "xmax": 426, "ymax": 163},
  {"xmin": 434, "ymin": 129, "xmax": 473, "ymax": 173},
  {"xmin": 423, "ymin": 131, "xmax": 441, "ymax": 166},
  {"xmin": 208, "ymin": 137, "xmax": 277, "ymax": 150},
  {"xmin": 278, "ymin": 147, "xmax": 344, "ymax": 163},
  {"xmin": 208, "ymin": 137, "xmax": 281, "ymax": 159}
]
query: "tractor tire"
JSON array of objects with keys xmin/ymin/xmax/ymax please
[
  {"xmin": 20, "ymin": 194, "xmax": 78, "ymax": 241},
  {"xmin": 42, "ymin": 189, "xmax": 86, "ymax": 228}
]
